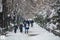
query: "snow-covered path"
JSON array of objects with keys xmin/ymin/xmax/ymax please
[{"xmin": 0, "ymin": 22, "xmax": 60, "ymax": 40}]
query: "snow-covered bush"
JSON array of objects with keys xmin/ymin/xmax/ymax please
[
  {"xmin": 34, "ymin": 13, "xmax": 47, "ymax": 27},
  {"xmin": 46, "ymin": 22, "xmax": 57, "ymax": 30}
]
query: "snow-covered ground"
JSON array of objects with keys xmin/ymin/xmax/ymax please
[{"xmin": 0, "ymin": 22, "xmax": 60, "ymax": 40}]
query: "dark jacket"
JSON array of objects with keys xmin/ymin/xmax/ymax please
[{"xmin": 19, "ymin": 24, "xmax": 23, "ymax": 28}]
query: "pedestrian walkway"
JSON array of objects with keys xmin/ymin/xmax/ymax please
[{"xmin": 0, "ymin": 22, "xmax": 60, "ymax": 40}]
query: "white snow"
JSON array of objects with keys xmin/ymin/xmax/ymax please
[
  {"xmin": 0, "ymin": 35, "xmax": 6, "ymax": 40},
  {"xmin": 10, "ymin": 23, "xmax": 14, "ymax": 27},
  {"xmin": 48, "ymin": 9, "xmax": 56, "ymax": 18},
  {"xmin": 55, "ymin": 30, "xmax": 60, "ymax": 33},
  {"xmin": 0, "ymin": 22, "xmax": 60, "ymax": 40},
  {"xmin": 47, "ymin": 23, "xmax": 57, "ymax": 30}
]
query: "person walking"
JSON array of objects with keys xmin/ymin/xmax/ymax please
[
  {"xmin": 25, "ymin": 24, "xmax": 29, "ymax": 33},
  {"xmin": 14, "ymin": 24, "xmax": 18, "ymax": 33},
  {"xmin": 19, "ymin": 23, "xmax": 23, "ymax": 33},
  {"xmin": 23, "ymin": 20, "xmax": 26, "ymax": 33},
  {"xmin": 23, "ymin": 20, "xmax": 29, "ymax": 33},
  {"xmin": 30, "ymin": 20, "xmax": 34, "ymax": 27}
]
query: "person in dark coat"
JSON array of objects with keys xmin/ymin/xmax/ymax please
[
  {"xmin": 26, "ymin": 20, "xmax": 30, "ymax": 26},
  {"xmin": 23, "ymin": 20, "xmax": 29, "ymax": 33},
  {"xmin": 30, "ymin": 20, "xmax": 34, "ymax": 27},
  {"xmin": 23, "ymin": 20, "xmax": 26, "ymax": 28},
  {"xmin": 14, "ymin": 24, "xmax": 18, "ymax": 33},
  {"xmin": 23, "ymin": 20, "xmax": 26, "ymax": 33},
  {"xmin": 25, "ymin": 24, "xmax": 29, "ymax": 33},
  {"xmin": 19, "ymin": 24, "xmax": 23, "ymax": 33}
]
